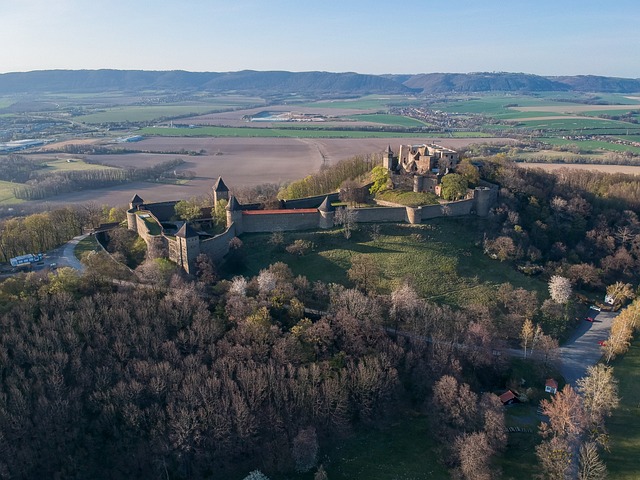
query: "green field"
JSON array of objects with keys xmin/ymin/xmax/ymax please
[
  {"xmin": 0, "ymin": 180, "xmax": 23, "ymax": 205},
  {"xmin": 513, "ymin": 117, "xmax": 640, "ymax": 131},
  {"xmin": 38, "ymin": 158, "xmax": 117, "ymax": 173},
  {"xmin": 300, "ymin": 95, "xmax": 415, "ymax": 110},
  {"xmin": 74, "ymin": 105, "xmax": 223, "ymax": 123},
  {"xmin": 346, "ymin": 113, "xmax": 430, "ymax": 127},
  {"xmin": 604, "ymin": 338, "xmax": 640, "ymax": 479},
  {"xmin": 140, "ymin": 126, "xmax": 436, "ymax": 139},
  {"xmin": 235, "ymin": 219, "xmax": 546, "ymax": 307},
  {"xmin": 539, "ymin": 137, "xmax": 640, "ymax": 154}
]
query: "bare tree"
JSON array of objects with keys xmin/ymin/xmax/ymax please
[
  {"xmin": 578, "ymin": 442, "xmax": 608, "ymax": 480},
  {"xmin": 334, "ymin": 207, "xmax": 357, "ymax": 240},
  {"xmin": 520, "ymin": 318, "xmax": 535, "ymax": 358},
  {"xmin": 576, "ymin": 364, "xmax": 619, "ymax": 428},
  {"xmin": 347, "ymin": 254, "xmax": 379, "ymax": 295},
  {"xmin": 454, "ymin": 432, "xmax": 493, "ymax": 480},
  {"xmin": 536, "ymin": 436, "xmax": 573, "ymax": 480},
  {"xmin": 540, "ymin": 385, "xmax": 585, "ymax": 439}
]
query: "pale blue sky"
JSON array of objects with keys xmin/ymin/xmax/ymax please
[{"xmin": 1, "ymin": 0, "xmax": 638, "ymax": 77}]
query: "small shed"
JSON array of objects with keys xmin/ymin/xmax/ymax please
[
  {"xmin": 499, "ymin": 390, "xmax": 517, "ymax": 405},
  {"xmin": 545, "ymin": 378, "xmax": 558, "ymax": 395}
]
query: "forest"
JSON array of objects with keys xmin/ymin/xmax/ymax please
[{"xmin": 0, "ymin": 154, "xmax": 640, "ymax": 478}]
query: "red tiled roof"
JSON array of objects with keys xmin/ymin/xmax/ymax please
[
  {"xmin": 499, "ymin": 390, "xmax": 516, "ymax": 403},
  {"xmin": 242, "ymin": 209, "xmax": 317, "ymax": 215},
  {"xmin": 545, "ymin": 378, "xmax": 558, "ymax": 389}
]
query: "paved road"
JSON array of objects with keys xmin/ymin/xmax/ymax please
[
  {"xmin": 559, "ymin": 309, "xmax": 615, "ymax": 384},
  {"xmin": 43, "ymin": 234, "xmax": 88, "ymax": 272}
]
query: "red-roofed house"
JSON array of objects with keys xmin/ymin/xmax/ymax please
[
  {"xmin": 499, "ymin": 390, "xmax": 517, "ymax": 405},
  {"xmin": 545, "ymin": 378, "xmax": 558, "ymax": 394}
]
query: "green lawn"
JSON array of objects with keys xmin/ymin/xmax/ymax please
[
  {"xmin": 269, "ymin": 413, "xmax": 449, "ymax": 480},
  {"xmin": 499, "ymin": 404, "xmax": 541, "ymax": 480},
  {"xmin": 74, "ymin": 235, "xmax": 101, "ymax": 261},
  {"xmin": 603, "ymin": 338, "xmax": 640, "ymax": 479},
  {"xmin": 235, "ymin": 219, "xmax": 546, "ymax": 308}
]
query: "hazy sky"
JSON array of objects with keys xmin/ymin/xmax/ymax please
[{"xmin": 1, "ymin": 0, "xmax": 639, "ymax": 77}]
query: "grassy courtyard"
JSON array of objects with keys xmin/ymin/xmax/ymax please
[{"xmin": 236, "ymin": 218, "xmax": 546, "ymax": 308}]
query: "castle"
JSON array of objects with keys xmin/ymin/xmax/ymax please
[{"xmin": 127, "ymin": 146, "xmax": 496, "ymax": 274}]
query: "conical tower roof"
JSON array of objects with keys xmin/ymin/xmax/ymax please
[
  {"xmin": 318, "ymin": 196, "xmax": 334, "ymax": 212},
  {"xmin": 226, "ymin": 196, "xmax": 241, "ymax": 211},
  {"xmin": 175, "ymin": 222, "xmax": 198, "ymax": 238},
  {"xmin": 213, "ymin": 176, "xmax": 229, "ymax": 192},
  {"xmin": 385, "ymin": 144, "xmax": 393, "ymax": 154},
  {"xmin": 131, "ymin": 193, "xmax": 144, "ymax": 204}
]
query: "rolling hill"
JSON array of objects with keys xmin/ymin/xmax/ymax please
[{"xmin": 0, "ymin": 69, "xmax": 639, "ymax": 96}]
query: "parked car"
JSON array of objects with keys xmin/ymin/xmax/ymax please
[
  {"xmin": 585, "ymin": 317, "xmax": 595, "ymax": 322},
  {"xmin": 590, "ymin": 305, "xmax": 601, "ymax": 311},
  {"xmin": 598, "ymin": 340, "xmax": 607, "ymax": 346}
]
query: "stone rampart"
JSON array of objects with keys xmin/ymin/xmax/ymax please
[
  {"xmin": 200, "ymin": 224, "xmax": 238, "ymax": 260},
  {"xmin": 352, "ymin": 207, "xmax": 408, "ymax": 223},
  {"xmin": 241, "ymin": 210, "xmax": 320, "ymax": 233},
  {"xmin": 281, "ymin": 193, "xmax": 340, "ymax": 210}
]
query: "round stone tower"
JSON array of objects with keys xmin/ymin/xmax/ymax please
[
  {"xmin": 473, "ymin": 187, "xmax": 494, "ymax": 217},
  {"xmin": 318, "ymin": 196, "xmax": 335, "ymax": 229},
  {"xmin": 226, "ymin": 196, "xmax": 243, "ymax": 234},
  {"xmin": 127, "ymin": 194, "xmax": 144, "ymax": 231}
]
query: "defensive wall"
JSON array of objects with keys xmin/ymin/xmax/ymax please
[
  {"xmin": 127, "ymin": 178, "xmax": 497, "ymax": 274},
  {"xmin": 280, "ymin": 192, "xmax": 340, "ymax": 209}
]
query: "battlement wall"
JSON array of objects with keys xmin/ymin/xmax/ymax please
[
  {"xmin": 281, "ymin": 192, "xmax": 340, "ymax": 210},
  {"xmin": 200, "ymin": 224, "xmax": 238, "ymax": 260},
  {"xmin": 352, "ymin": 207, "xmax": 408, "ymax": 223},
  {"xmin": 242, "ymin": 210, "xmax": 320, "ymax": 233}
]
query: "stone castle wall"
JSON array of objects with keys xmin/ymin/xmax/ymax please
[
  {"xmin": 199, "ymin": 225, "xmax": 238, "ymax": 260},
  {"xmin": 281, "ymin": 193, "xmax": 341, "ymax": 210},
  {"xmin": 242, "ymin": 210, "xmax": 320, "ymax": 233},
  {"xmin": 352, "ymin": 207, "xmax": 408, "ymax": 223},
  {"xmin": 127, "ymin": 177, "xmax": 498, "ymax": 274}
]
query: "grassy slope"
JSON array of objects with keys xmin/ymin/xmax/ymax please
[
  {"xmin": 603, "ymin": 338, "xmax": 640, "ymax": 479},
  {"xmin": 269, "ymin": 413, "xmax": 449, "ymax": 480},
  {"xmin": 0, "ymin": 180, "xmax": 23, "ymax": 205},
  {"xmin": 237, "ymin": 219, "xmax": 546, "ymax": 308}
]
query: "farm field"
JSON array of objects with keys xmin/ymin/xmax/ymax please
[
  {"xmin": 74, "ymin": 105, "xmax": 222, "ymax": 123},
  {"xmin": 603, "ymin": 339, "xmax": 640, "ymax": 480},
  {"xmin": 345, "ymin": 113, "xmax": 429, "ymax": 127},
  {"xmin": 139, "ymin": 126, "xmax": 444, "ymax": 138},
  {"xmin": 234, "ymin": 219, "xmax": 547, "ymax": 308},
  {"xmin": 516, "ymin": 162, "xmax": 640, "ymax": 175},
  {"xmin": 24, "ymin": 136, "xmax": 504, "ymax": 207},
  {"xmin": 34, "ymin": 157, "xmax": 117, "ymax": 173}
]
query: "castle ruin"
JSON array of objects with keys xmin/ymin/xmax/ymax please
[{"xmin": 127, "ymin": 145, "xmax": 496, "ymax": 274}]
